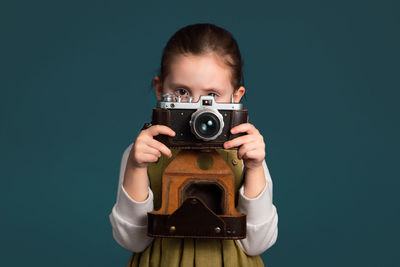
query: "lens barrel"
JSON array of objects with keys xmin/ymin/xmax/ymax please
[{"xmin": 190, "ymin": 108, "xmax": 224, "ymax": 141}]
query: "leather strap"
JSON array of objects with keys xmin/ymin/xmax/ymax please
[{"xmin": 148, "ymin": 197, "xmax": 246, "ymax": 239}]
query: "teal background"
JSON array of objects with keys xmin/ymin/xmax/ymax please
[{"xmin": 1, "ymin": 0, "xmax": 399, "ymax": 266}]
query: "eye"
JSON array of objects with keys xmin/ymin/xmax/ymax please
[
  {"xmin": 175, "ymin": 88, "xmax": 188, "ymax": 96},
  {"xmin": 208, "ymin": 92, "xmax": 218, "ymax": 98}
]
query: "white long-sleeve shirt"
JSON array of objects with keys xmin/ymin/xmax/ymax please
[{"xmin": 109, "ymin": 144, "xmax": 278, "ymax": 256}]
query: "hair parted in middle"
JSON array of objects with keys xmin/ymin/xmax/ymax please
[{"xmin": 158, "ymin": 23, "xmax": 244, "ymax": 90}]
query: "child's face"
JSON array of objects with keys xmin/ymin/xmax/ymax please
[{"xmin": 154, "ymin": 53, "xmax": 245, "ymax": 103}]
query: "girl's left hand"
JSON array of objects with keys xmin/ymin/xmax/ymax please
[{"xmin": 223, "ymin": 123, "xmax": 265, "ymax": 170}]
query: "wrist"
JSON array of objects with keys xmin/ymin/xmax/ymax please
[
  {"xmin": 244, "ymin": 163, "xmax": 264, "ymax": 174},
  {"xmin": 243, "ymin": 164, "xmax": 266, "ymax": 199},
  {"xmin": 123, "ymin": 163, "xmax": 149, "ymax": 202},
  {"xmin": 127, "ymin": 159, "xmax": 148, "ymax": 171}
]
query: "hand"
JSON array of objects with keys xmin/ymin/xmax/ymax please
[
  {"xmin": 128, "ymin": 125, "xmax": 175, "ymax": 169},
  {"xmin": 223, "ymin": 123, "xmax": 266, "ymax": 170}
]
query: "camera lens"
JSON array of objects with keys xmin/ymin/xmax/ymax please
[
  {"xmin": 195, "ymin": 113, "xmax": 220, "ymax": 138},
  {"xmin": 190, "ymin": 108, "xmax": 224, "ymax": 141}
]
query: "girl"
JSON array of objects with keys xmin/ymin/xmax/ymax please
[{"xmin": 109, "ymin": 23, "xmax": 278, "ymax": 267}]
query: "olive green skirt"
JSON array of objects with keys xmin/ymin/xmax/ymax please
[{"xmin": 126, "ymin": 238, "xmax": 264, "ymax": 267}]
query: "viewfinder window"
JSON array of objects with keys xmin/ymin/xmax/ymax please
[{"xmin": 202, "ymin": 100, "xmax": 212, "ymax": 106}]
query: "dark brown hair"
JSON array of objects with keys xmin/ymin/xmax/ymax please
[{"xmin": 159, "ymin": 23, "xmax": 244, "ymax": 90}]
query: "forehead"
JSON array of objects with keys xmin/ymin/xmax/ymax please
[{"xmin": 166, "ymin": 53, "xmax": 234, "ymax": 92}]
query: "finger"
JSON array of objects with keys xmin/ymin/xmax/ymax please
[
  {"xmin": 237, "ymin": 143, "xmax": 259, "ymax": 160},
  {"xmin": 141, "ymin": 145, "xmax": 161, "ymax": 158},
  {"xmin": 146, "ymin": 125, "xmax": 176, "ymax": 137},
  {"xmin": 147, "ymin": 138, "xmax": 173, "ymax": 158},
  {"xmin": 140, "ymin": 153, "xmax": 159, "ymax": 163},
  {"xmin": 134, "ymin": 137, "xmax": 161, "ymax": 155},
  {"xmin": 134, "ymin": 153, "xmax": 159, "ymax": 166},
  {"xmin": 224, "ymin": 134, "xmax": 257, "ymax": 149},
  {"xmin": 230, "ymin": 123, "xmax": 259, "ymax": 135},
  {"xmin": 242, "ymin": 149, "xmax": 265, "ymax": 161}
]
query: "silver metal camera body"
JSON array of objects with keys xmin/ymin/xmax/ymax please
[{"xmin": 151, "ymin": 94, "xmax": 248, "ymax": 149}]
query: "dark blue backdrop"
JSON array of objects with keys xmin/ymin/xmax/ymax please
[{"xmin": 1, "ymin": 0, "xmax": 399, "ymax": 266}]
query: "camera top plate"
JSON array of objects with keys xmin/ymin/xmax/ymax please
[{"xmin": 157, "ymin": 94, "xmax": 243, "ymax": 110}]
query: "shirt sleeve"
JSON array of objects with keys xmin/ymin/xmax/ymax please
[
  {"xmin": 236, "ymin": 160, "xmax": 279, "ymax": 256},
  {"xmin": 109, "ymin": 143, "xmax": 154, "ymax": 252}
]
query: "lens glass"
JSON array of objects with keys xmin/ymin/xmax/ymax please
[{"xmin": 194, "ymin": 112, "xmax": 220, "ymax": 139}]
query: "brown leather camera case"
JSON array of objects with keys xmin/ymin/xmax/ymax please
[{"xmin": 147, "ymin": 150, "xmax": 246, "ymax": 239}]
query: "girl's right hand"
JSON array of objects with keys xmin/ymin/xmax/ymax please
[{"xmin": 128, "ymin": 125, "xmax": 176, "ymax": 169}]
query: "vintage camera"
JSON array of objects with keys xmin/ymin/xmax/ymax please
[
  {"xmin": 147, "ymin": 94, "xmax": 248, "ymax": 240},
  {"xmin": 151, "ymin": 94, "xmax": 248, "ymax": 149}
]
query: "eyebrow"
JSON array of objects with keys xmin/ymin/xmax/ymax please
[
  {"xmin": 169, "ymin": 83, "xmax": 224, "ymax": 93},
  {"xmin": 169, "ymin": 83, "xmax": 190, "ymax": 89}
]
